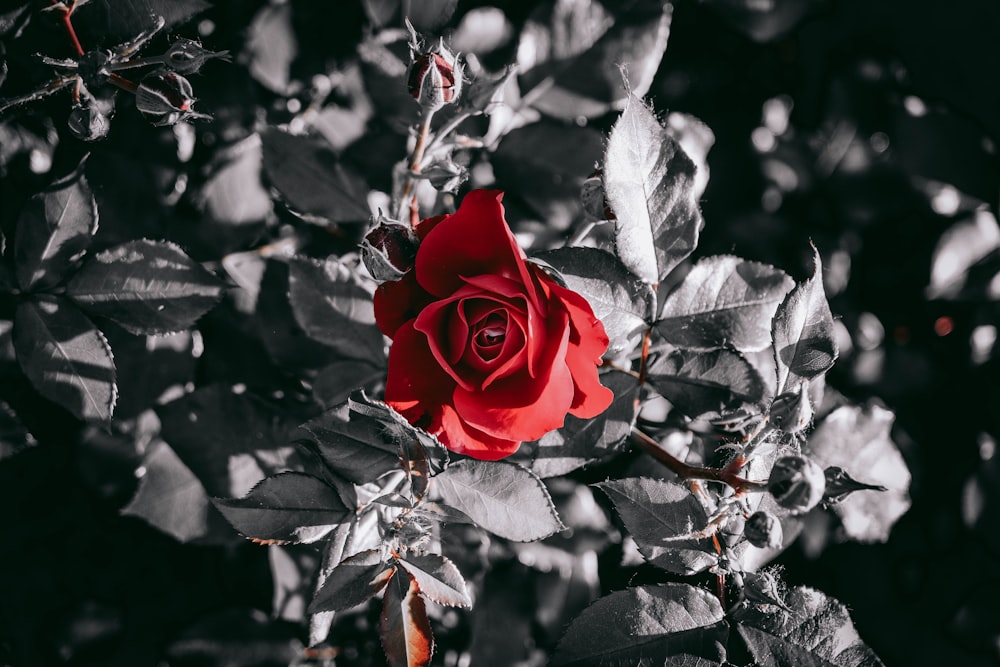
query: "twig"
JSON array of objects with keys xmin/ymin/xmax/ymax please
[{"xmin": 630, "ymin": 428, "xmax": 768, "ymax": 493}]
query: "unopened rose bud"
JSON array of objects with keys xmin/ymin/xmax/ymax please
[
  {"xmin": 770, "ymin": 382, "xmax": 813, "ymax": 433},
  {"xmin": 767, "ymin": 454, "xmax": 826, "ymax": 513},
  {"xmin": 162, "ymin": 38, "xmax": 230, "ymax": 75},
  {"xmin": 135, "ymin": 71, "xmax": 209, "ymax": 126},
  {"xmin": 742, "ymin": 571, "xmax": 792, "ymax": 611},
  {"xmin": 361, "ymin": 215, "xmax": 419, "ymax": 282},
  {"xmin": 744, "ymin": 510, "xmax": 783, "ymax": 549},
  {"xmin": 67, "ymin": 99, "xmax": 111, "ymax": 142},
  {"xmin": 823, "ymin": 466, "xmax": 888, "ymax": 504},
  {"xmin": 407, "ymin": 42, "xmax": 463, "ymax": 111},
  {"xmin": 421, "ymin": 159, "xmax": 467, "ymax": 193}
]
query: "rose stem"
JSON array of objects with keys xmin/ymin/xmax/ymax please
[
  {"xmin": 630, "ymin": 428, "xmax": 768, "ymax": 493},
  {"xmin": 398, "ymin": 109, "xmax": 436, "ymax": 224},
  {"xmin": 48, "ymin": 0, "xmax": 84, "ymax": 57},
  {"xmin": 711, "ymin": 533, "xmax": 727, "ymax": 609}
]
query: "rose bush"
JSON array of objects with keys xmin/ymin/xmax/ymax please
[{"xmin": 374, "ymin": 190, "xmax": 613, "ymax": 460}]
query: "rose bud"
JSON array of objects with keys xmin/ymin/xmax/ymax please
[
  {"xmin": 744, "ymin": 510, "xmax": 783, "ymax": 549},
  {"xmin": 361, "ymin": 215, "xmax": 420, "ymax": 282},
  {"xmin": 375, "ymin": 190, "xmax": 613, "ymax": 460},
  {"xmin": 135, "ymin": 71, "xmax": 210, "ymax": 126},
  {"xmin": 742, "ymin": 571, "xmax": 792, "ymax": 612},
  {"xmin": 823, "ymin": 466, "xmax": 887, "ymax": 504},
  {"xmin": 407, "ymin": 41, "xmax": 463, "ymax": 111},
  {"xmin": 770, "ymin": 381, "xmax": 813, "ymax": 433},
  {"xmin": 767, "ymin": 454, "xmax": 826, "ymax": 513},
  {"xmin": 68, "ymin": 99, "xmax": 111, "ymax": 142},
  {"xmin": 162, "ymin": 38, "xmax": 230, "ymax": 75},
  {"xmin": 421, "ymin": 158, "xmax": 467, "ymax": 193}
]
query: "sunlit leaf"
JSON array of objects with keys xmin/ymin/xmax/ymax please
[
  {"xmin": 925, "ymin": 209, "xmax": 1000, "ymax": 300},
  {"xmin": 647, "ymin": 348, "xmax": 768, "ymax": 418},
  {"xmin": 535, "ymin": 247, "xmax": 655, "ymax": 357},
  {"xmin": 13, "ymin": 296, "xmax": 116, "ymax": 422},
  {"xmin": 243, "ymin": 2, "xmax": 298, "ymax": 94},
  {"xmin": 733, "ymin": 585, "xmax": 884, "ymax": 666},
  {"xmin": 596, "ymin": 477, "xmax": 717, "ymax": 574},
  {"xmin": 14, "ymin": 161, "xmax": 97, "ymax": 291},
  {"xmin": 433, "ymin": 460, "xmax": 564, "ymax": 541},
  {"xmin": 397, "ymin": 552, "xmax": 471, "ymax": 608},
  {"xmin": 658, "ymin": 255, "xmax": 795, "ymax": 351},
  {"xmin": 771, "ymin": 244, "xmax": 838, "ymax": 395},
  {"xmin": 604, "ymin": 93, "xmax": 703, "ymax": 284},
  {"xmin": 552, "ymin": 583, "xmax": 727, "ymax": 666},
  {"xmin": 308, "ymin": 549, "xmax": 395, "ymax": 613},
  {"xmin": 212, "ymin": 472, "xmax": 349, "ymax": 544},
  {"xmin": 380, "ymin": 570, "xmax": 434, "ymax": 667},
  {"xmin": 66, "ymin": 239, "xmax": 225, "ymax": 335},
  {"xmin": 195, "ymin": 134, "xmax": 273, "ymax": 226},
  {"xmin": 806, "ymin": 403, "xmax": 911, "ymax": 543}
]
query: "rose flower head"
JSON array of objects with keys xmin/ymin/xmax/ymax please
[{"xmin": 374, "ymin": 190, "xmax": 613, "ymax": 460}]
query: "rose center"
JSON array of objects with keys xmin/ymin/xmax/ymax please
[{"xmin": 472, "ymin": 312, "xmax": 508, "ymax": 360}]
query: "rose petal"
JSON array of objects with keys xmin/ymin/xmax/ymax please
[
  {"xmin": 546, "ymin": 278, "xmax": 614, "ymax": 417},
  {"xmin": 374, "ymin": 273, "xmax": 435, "ymax": 338},
  {"xmin": 415, "ymin": 191, "xmax": 541, "ymax": 311},
  {"xmin": 463, "ymin": 310, "xmax": 527, "ymax": 388},
  {"xmin": 453, "ymin": 310, "xmax": 575, "ymax": 441},
  {"xmin": 437, "ymin": 404, "xmax": 520, "ymax": 460},
  {"xmin": 384, "ymin": 321, "xmax": 455, "ymax": 428},
  {"xmin": 462, "ymin": 273, "xmax": 544, "ymax": 377}
]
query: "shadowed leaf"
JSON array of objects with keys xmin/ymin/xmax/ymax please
[
  {"xmin": 647, "ymin": 348, "xmax": 767, "ymax": 418},
  {"xmin": 433, "ymin": 460, "xmax": 563, "ymax": 541},
  {"xmin": 261, "ymin": 128, "xmax": 370, "ymax": 223},
  {"xmin": 156, "ymin": 384, "xmax": 302, "ymax": 498},
  {"xmin": 287, "ymin": 256, "xmax": 385, "ymax": 362},
  {"xmin": 122, "ymin": 440, "xmax": 234, "ymax": 544},
  {"xmin": 658, "ymin": 255, "xmax": 795, "ymax": 351},
  {"xmin": 733, "ymin": 585, "xmax": 884, "ymax": 667},
  {"xmin": 552, "ymin": 583, "xmax": 727, "ymax": 666},
  {"xmin": 596, "ymin": 477, "xmax": 717, "ymax": 574},
  {"xmin": 67, "ymin": 239, "xmax": 225, "ymax": 335},
  {"xmin": 518, "ymin": 0, "xmax": 672, "ymax": 120},
  {"xmin": 516, "ymin": 370, "xmax": 640, "ymax": 477},
  {"xmin": 13, "ymin": 296, "xmax": 116, "ymax": 422},
  {"xmin": 772, "ymin": 245, "xmax": 838, "ymax": 395},
  {"xmin": 212, "ymin": 472, "xmax": 349, "ymax": 544},
  {"xmin": 14, "ymin": 161, "xmax": 97, "ymax": 291},
  {"xmin": 308, "ymin": 549, "xmax": 395, "ymax": 614},
  {"xmin": 397, "ymin": 552, "xmax": 471, "ymax": 608}
]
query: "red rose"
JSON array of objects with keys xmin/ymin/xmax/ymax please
[{"xmin": 374, "ymin": 190, "xmax": 614, "ymax": 460}]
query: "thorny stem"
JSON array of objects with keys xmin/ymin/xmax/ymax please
[
  {"xmin": 398, "ymin": 109, "xmax": 436, "ymax": 224},
  {"xmin": 630, "ymin": 428, "xmax": 768, "ymax": 493}
]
